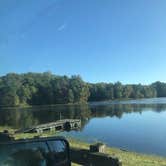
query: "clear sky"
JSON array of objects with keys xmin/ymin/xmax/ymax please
[{"xmin": 1, "ymin": 0, "xmax": 166, "ymax": 84}]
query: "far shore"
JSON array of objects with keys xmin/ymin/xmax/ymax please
[{"xmin": 1, "ymin": 97, "xmax": 165, "ymax": 109}]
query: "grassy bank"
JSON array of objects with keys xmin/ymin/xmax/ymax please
[
  {"xmin": 69, "ymin": 139, "xmax": 166, "ymax": 166},
  {"xmin": 0, "ymin": 128, "xmax": 166, "ymax": 166}
]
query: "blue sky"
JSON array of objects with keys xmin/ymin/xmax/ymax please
[{"xmin": 1, "ymin": 0, "xmax": 166, "ymax": 84}]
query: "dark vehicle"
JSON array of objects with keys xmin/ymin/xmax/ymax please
[
  {"xmin": 0, "ymin": 133, "xmax": 71, "ymax": 166},
  {"xmin": 0, "ymin": 131, "xmax": 122, "ymax": 166}
]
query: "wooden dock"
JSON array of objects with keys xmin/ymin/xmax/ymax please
[{"xmin": 22, "ymin": 119, "xmax": 81, "ymax": 133}]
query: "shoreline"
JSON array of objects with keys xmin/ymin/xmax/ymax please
[
  {"xmin": 1, "ymin": 97, "xmax": 166, "ymax": 109},
  {"xmin": 69, "ymin": 138, "xmax": 166, "ymax": 166}
]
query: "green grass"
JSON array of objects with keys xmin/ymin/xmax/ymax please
[
  {"xmin": 1, "ymin": 128, "xmax": 166, "ymax": 166},
  {"xmin": 69, "ymin": 139, "xmax": 166, "ymax": 166}
]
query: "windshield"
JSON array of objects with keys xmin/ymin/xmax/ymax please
[{"xmin": 0, "ymin": 140, "xmax": 68, "ymax": 166}]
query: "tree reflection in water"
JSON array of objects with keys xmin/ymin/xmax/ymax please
[{"xmin": 0, "ymin": 103, "xmax": 166, "ymax": 131}]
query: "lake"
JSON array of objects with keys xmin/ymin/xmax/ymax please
[{"xmin": 1, "ymin": 98, "xmax": 166, "ymax": 156}]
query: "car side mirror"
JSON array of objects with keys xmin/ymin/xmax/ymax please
[{"xmin": 0, "ymin": 136, "xmax": 71, "ymax": 166}]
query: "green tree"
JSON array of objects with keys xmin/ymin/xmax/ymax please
[
  {"xmin": 122, "ymin": 85, "xmax": 133, "ymax": 98},
  {"xmin": 152, "ymin": 82, "xmax": 166, "ymax": 97},
  {"xmin": 67, "ymin": 89, "xmax": 74, "ymax": 103},
  {"xmin": 114, "ymin": 82, "xmax": 123, "ymax": 99}
]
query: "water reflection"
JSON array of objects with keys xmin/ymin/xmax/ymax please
[{"xmin": 0, "ymin": 103, "xmax": 166, "ymax": 130}]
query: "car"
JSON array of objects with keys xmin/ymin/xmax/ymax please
[{"xmin": 0, "ymin": 131, "xmax": 71, "ymax": 166}]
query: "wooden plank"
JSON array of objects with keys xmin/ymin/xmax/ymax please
[
  {"xmin": 22, "ymin": 119, "xmax": 81, "ymax": 133},
  {"xmin": 70, "ymin": 147, "xmax": 122, "ymax": 166}
]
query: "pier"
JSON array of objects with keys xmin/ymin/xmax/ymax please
[{"xmin": 22, "ymin": 119, "xmax": 81, "ymax": 133}]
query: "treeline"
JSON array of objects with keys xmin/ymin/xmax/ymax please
[
  {"xmin": 0, "ymin": 72, "xmax": 166, "ymax": 106},
  {"xmin": 89, "ymin": 81, "xmax": 166, "ymax": 101},
  {"xmin": 0, "ymin": 72, "xmax": 89, "ymax": 106},
  {"xmin": 88, "ymin": 82, "xmax": 157, "ymax": 101}
]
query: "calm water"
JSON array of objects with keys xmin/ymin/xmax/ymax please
[{"xmin": 1, "ymin": 98, "xmax": 166, "ymax": 156}]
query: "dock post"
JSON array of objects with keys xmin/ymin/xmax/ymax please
[{"xmin": 90, "ymin": 143, "xmax": 106, "ymax": 153}]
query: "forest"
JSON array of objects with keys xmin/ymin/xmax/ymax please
[{"xmin": 0, "ymin": 72, "xmax": 166, "ymax": 106}]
